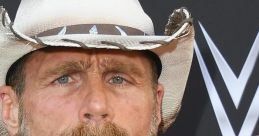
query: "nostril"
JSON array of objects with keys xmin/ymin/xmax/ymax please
[
  {"xmin": 84, "ymin": 113, "xmax": 109, "ymax": 121},
  {"xmin": 84, "ymin": 113, "xmax": 92, "ymax": 119},
  {"xmin": 102, "ymin": 114, "xmax": 108, "ymax": 118}
]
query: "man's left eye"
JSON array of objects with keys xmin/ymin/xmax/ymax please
[{"xmin": 109, "ymin": 76, "xmax": 126, "ymax": 84}]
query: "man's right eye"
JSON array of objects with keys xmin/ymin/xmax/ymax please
[{"xmin": 53, "ymin": 75, "xmax": 72, "ymax": 85}]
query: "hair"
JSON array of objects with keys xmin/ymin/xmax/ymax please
[
  {"xmin": 5, "ymin": 47, "xmax": 161, "ymax": 98},
  {"xmin": 143, "ymin": 50, "xmax": 161, "ymax": 89},
  {"xmin": 5, "ymin": 51, "xmax": 34, "ymax": 99}
]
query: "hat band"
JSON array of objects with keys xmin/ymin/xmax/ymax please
[{"xmin": 37, "ymin": 24, "xmax": 148, "ymax": 37}]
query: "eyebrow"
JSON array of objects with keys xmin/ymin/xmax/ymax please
[
  {"xmin": 99, "ymin": 59, "xmax": 144, "ymax": 78},
  {"xmin": 38, "ymin": 58, "xmax": 145, "ymax": 83},
  {"xmin": 38, "ymin": 60, "xmax": 91, "ymax": 82}
]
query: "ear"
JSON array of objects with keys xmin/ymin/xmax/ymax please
[
  {"xmin": 0, "ymin": 86, "xmax": 19, "ymax": 135},
  {"xmin": 155, "ymin": 84, "xmax": 164, "ymax": 126}
]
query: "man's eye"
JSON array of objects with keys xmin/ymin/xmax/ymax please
[
  {"xmin": 109, "ymin": 76, "xmax": 125, "ymax": 84},
  {"xmin": 54, "ymin": 75, "xmax": 71, "ymax": 85}
]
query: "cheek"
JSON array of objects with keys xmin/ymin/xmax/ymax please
[
  {"xmin": 113, "ymin": 88, "xmax": 155, "ymax": 135},
  {"xmin": 22, "ymin": 90, "xmax": 80, "ymax": 134}
]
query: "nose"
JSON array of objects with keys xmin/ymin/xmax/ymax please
[{"xmin": 79, "ymin": 84, "xmax": 113, "ymax": 125}]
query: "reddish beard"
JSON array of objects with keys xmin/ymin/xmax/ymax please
[{"xmin": 60, "ymin": 122, "xmax": 129, "ymax": 136}]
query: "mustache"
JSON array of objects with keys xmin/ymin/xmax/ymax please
[{"xmin": 60, "ymin": 122, "xmax": 129, "ymax": 136}]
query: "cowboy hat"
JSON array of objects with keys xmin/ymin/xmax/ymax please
[{"xmin": 0, "ymin": 0, "xmax": 194, "ymax": 132}]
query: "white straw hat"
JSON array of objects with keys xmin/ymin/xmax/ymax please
[{"xmin": 0, "ymin": 0, "xmax": 194, "ymax": 132}]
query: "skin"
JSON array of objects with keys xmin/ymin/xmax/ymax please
[{"xmin": 0, "ymin": 48, "xmax": 164, "ymax": 136}]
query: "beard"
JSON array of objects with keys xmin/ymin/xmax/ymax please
[
  {"xmin": 15, "ymin": 101, "xmax": 159, "ymax": 136},
  {"xmin": 59, "ymin": 111, "xmax": 159, "ymax": 136},
  {"xmin": 59, "ymin": 122, "xmax": 129, "ymax": 136}
]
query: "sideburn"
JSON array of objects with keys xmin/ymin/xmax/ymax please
[{"xmin": 15, "ymin": 98, "xmax": 29, "ymax": 136}]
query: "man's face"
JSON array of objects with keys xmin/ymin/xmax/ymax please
[{"xmin": 5, "ymin": 48, "xmax": 164, "ymax": 136}]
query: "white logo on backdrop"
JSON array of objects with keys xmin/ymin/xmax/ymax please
[{"xmin": 194, "ymin": 22, "xmax": 259, "ymax": 136}]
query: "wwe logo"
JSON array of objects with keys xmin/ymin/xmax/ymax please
[{"xmin": 194, "ymin": 22, "xmax": 259, "ymax": 136}]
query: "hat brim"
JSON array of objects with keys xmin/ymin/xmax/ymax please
[{"xmin": 0, "ymin": 6, "xmax": 194, "ymax": 132}]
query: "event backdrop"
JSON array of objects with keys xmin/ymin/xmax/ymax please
[{"xmin": 1, "ymin": 0, "xmax": 258, "ymax": 135}]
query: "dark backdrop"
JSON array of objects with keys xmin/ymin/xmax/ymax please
[{"xmin": 1, "ymin": 0, "xmax": 258, "ymax": 135}]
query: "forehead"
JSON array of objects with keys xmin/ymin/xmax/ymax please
[{"xmin": 24, "ymin": 47, "xmax": 153, "ymax": 73}]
